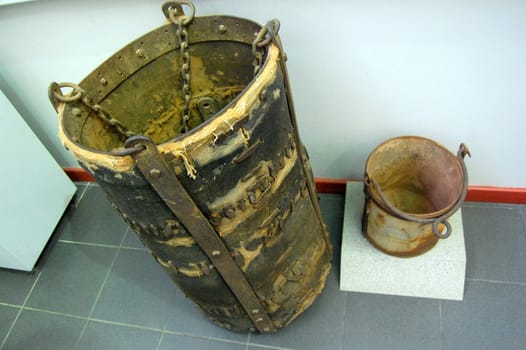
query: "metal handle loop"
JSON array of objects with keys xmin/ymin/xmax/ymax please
[
  {"xmin": 124, "ymin": 135, "xmax": 152, "ymax": 151},
  {"xmin": 252, "ymin": 19, "xmax": 282, "ymax": 75},
  {"xmin": 265, "ymin": 19, "xmax": 281, "ymax": 40},
  {"xmin": 259, "ymin": 19, "xmax": 280, "ymax": 48},
  {"xmin": 432, "ymin": 219, "xmax": 452, "ymax": 239},
  {"xmin": 252, "ymin": 19, "xmax": 280, "ymax": 54},
  {"xmin": 48, "ymin": 82, "xmax": 85, "ymax": 110},
  {"xmin": 113, "ymin": 143, "xmax": 146, "ymax": 157},
  {"xmin": 162, "ymin": 0, "xmax": 195, "ymax": 26}
]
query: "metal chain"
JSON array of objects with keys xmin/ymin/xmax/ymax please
[
  {"xmin": 165, "ymin": 1, "xmax": 195, "ymax": 134},
  {"xmin": 90, "ymin": 104, "xmax": 135, "ymax": 138},
  {"xmin": 252, "ymin": 20, "xmax": 279, "ymax": 75},
  {"xmin": 49, "ymin": 82, "xmax": 135, "ymax": 138},
  {"xmin": 177, "ymin": 21, "xmax": 192, "ymax": 133},
  {"xmin": 252, "ymin": 25, "xmax": 270, "ymax": 75}
]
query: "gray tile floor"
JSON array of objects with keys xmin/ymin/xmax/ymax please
[{"xmin": 1, "ymin": 183, "xmax": 525, "ymax": 350}]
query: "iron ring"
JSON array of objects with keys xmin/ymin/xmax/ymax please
[
  {"xmin": 164, "ymin": 0, "xmax": 195, "ymax": 26},
  {"xmin": 50, "ymin": 82, "xmax": 85, "ymax": 102},
  {"xmin": 432, "ymin": 219, "xmax": 452, "ymax": 239}
]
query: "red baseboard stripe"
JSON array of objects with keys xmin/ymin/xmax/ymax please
[
  {"xmin": 315, "ymin": 177, "xmax": 348, "ymax": 194},
  {"xmin": 64, "ymin": 167, "xmax": 95, "ymax": 182},
  {"xmin": 64, "ymin": 168, "xmax": 526, "ymax": 204},
  {"xmin": 464, "ymin": 186, "xmax": 526, "ymax": 204}
]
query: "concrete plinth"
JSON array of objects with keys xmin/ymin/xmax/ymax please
[{"xmin": 340, "ymin": 182, "xmax": 466, "ymax": 300}]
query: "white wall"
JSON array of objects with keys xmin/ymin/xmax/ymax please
[{"xmin": 1, "ymin": 0, "xmax": 524, "ymax": 187}]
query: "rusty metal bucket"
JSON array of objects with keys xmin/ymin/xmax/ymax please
[
  {"xmin": 363, "ymin": 136, "xmax": 470, "ymax": 257},
  {"xmin": 47, "ymin": 1, "xmax": 332, "ymax": 333}
]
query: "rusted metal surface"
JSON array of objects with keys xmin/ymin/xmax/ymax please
[
  {"xmin": 363, "ymin": 136, "xmax": 469, "ymax": 257},
  {"xmin": 49, "ymin": 1, "xmax": 331, "ymax": 333}
]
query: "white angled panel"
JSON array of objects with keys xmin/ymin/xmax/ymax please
[{"xmin": 0, "ymin": 90, "xmax": 76, "ymax": 271}]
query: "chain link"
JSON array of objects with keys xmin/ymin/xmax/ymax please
[
  {"xmin": 252, "ymin": 20, "xmax": 280, "ymax": 75},
  {"xmin": 90, "ymin": 104, "xmax": 135, "ymax": 138},
  {"xmin": 49, "ymin": 82, "xmax": 135, "ymax": 138},
  {"xmin": 176, "ymin": 20, "xmax": 192, "ymax": 133},
  {"xmin": 165, "ymin": 1, "xmax": 195, "ymax": 134},
  {"xmin": 252, "ymin": 26, "xmax": 268, "ymax": 75}
]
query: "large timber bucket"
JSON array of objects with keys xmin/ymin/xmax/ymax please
[
  {"xmin": 363, "ymin": 136, "xmax": 469, "ymax": 257},
  {"xmin": 48, "ymin": 1, "xmax": 332, "ymax": 333}
]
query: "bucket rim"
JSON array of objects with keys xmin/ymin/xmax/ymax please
[
  {"xmin": 57, "ymin": 15, "xmax": 281, "ymax": 172},
  {"xmin": 365, "ymin": 135, "xmax": 465, "ymax": 218}
]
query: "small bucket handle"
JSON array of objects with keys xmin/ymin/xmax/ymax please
[{"xmin": 366, "ymin": 143, "xmax": 470, "ymax": 239}]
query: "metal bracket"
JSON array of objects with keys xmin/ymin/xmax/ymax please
[
  {"xmin": 125, "ymin": 135, "xmax": 276, "ymax": 333},
  {"xmin": 197, "ymin": 96, "xmax": 219, "ymax": 120}
]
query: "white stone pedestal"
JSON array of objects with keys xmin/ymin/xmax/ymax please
[{"xmin": 340, "ymin": 182, "xmax": 466, "ymax": 300}]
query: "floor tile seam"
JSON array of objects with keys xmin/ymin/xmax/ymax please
[
  {"xmin": 87, "ymin": 229, "xmax": 128, "ymax": 316},
  {"xmin": 245, "ymin": 342, "xmax": 295, "ymax": 350},
  {"xmin": 439, "ymin": 300, "xmax": 444, "ymax": 350},
  {"xmin": 0, "ymin": 305, "xmax": 23, "ymax": 350},
  {"xmin": 75, "ymin": 231, "xmax": 128, "ymax": 348},
  {"xmin": 57, "ymin": 238, "xmax": 145, "ymax": 251},
  {"xmin": 73, "ymin": 184, "xmax": 90, "ymax": 208},
  {"xmin": 119, "ymin": 245, "xmax": 146, "ymax": 251},
  {"xmin": 87, "ymin": 317, "xmax": 164, "ymax": 333},
  {"xmin": 466, "ymin": 278, "xmax": 526, "ymax": 286},
  {"xmin": 155, "ymin": 332, "xmax": 165, "ymax": 350},
  {"xmin": 339, "ymin": 293, "xmax": 348, "ymax": 350},
  {"xmin": 160, "ymin": 329, "xmax": 248, "ymax": 346},
  {"xmin": 245, "ymin": 332, "xmax": 251, "ymax": 350},
  {"xmin": 20, "ymin": 271, "xmax": 42, "ymax": 307},
  {"xmin": 1, "ymin": 307, "xmax": 198, "ymax": 349},
  {"xmin": 19, "ymin": 305, "xmax": 89, "ymax": 320},
  {"xmin": 121, "ymin": 228, "xmax": 147, "ymax": 251},
  {"xmin": 156, "ymin": 305, "xmax": 172, "ymax": 350},
  {"xmin": 1, "ymin": 272, "xmax": 42, "ymax": 350},
  {"xmin": 0, "ymin": 302, "xmax": 22, "ymax": 309},
  {"xmin": 57, "ymin": 239, "xmax": 122, "ymax": 249}
]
